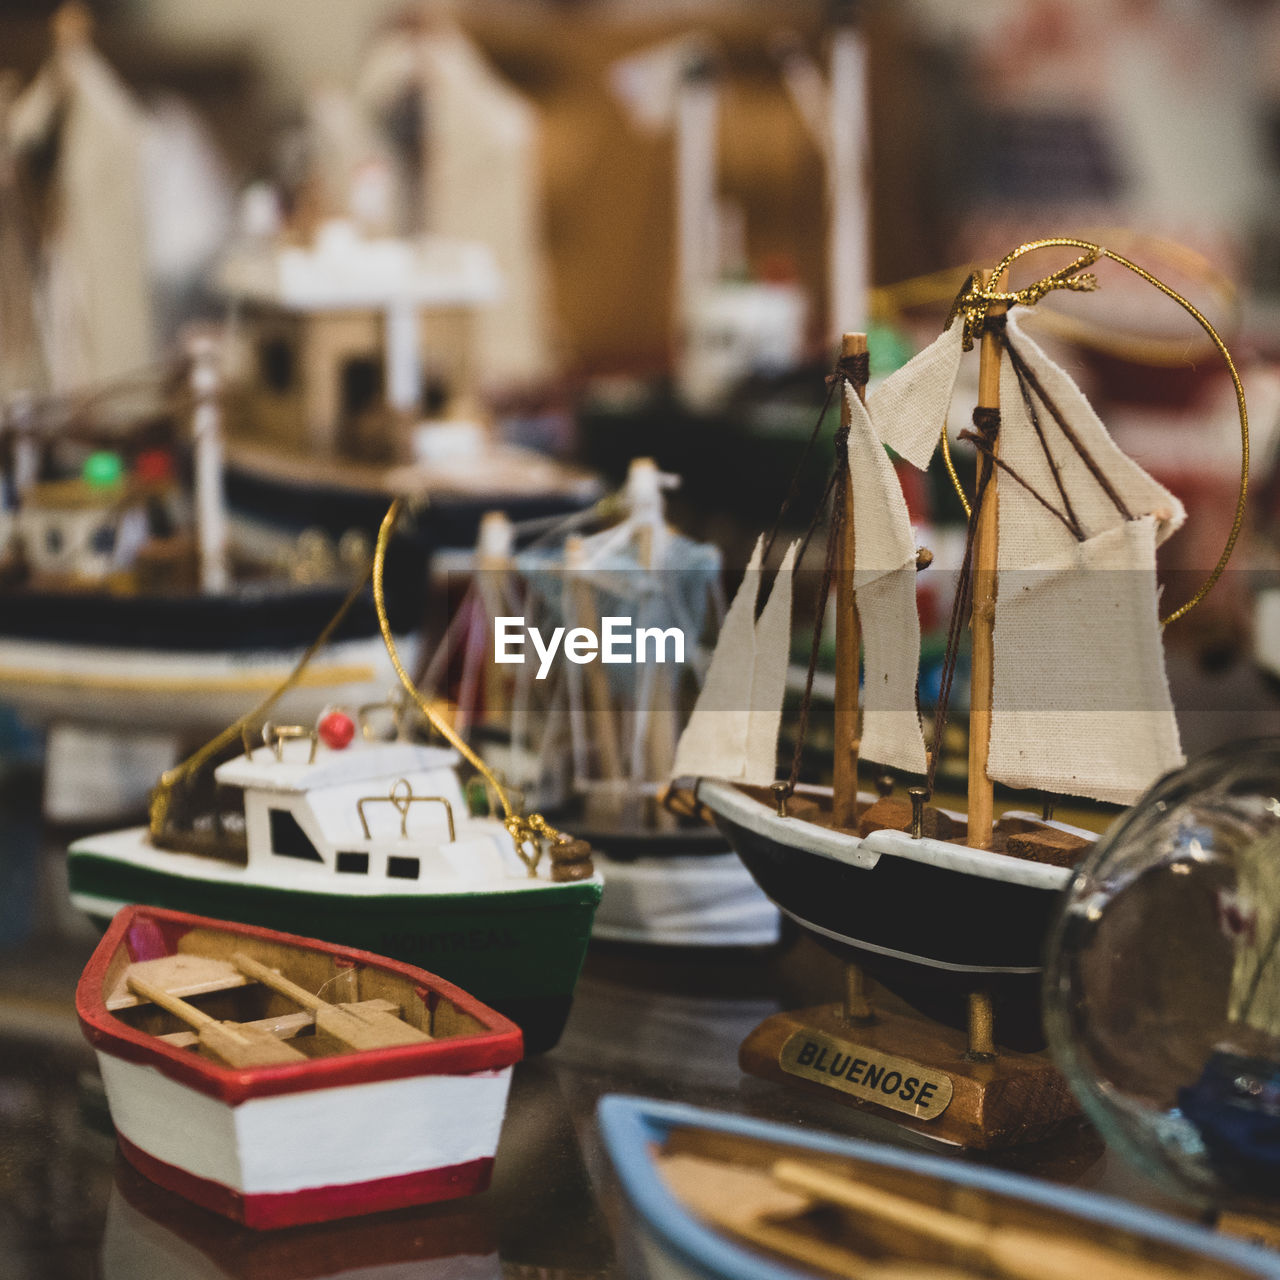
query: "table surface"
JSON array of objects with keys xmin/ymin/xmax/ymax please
[
  {"xmin": 2, "ymin": 649, "xmax": 1278, "ymax": 1278},
  {"xmin": 0, "ymin": 842, "xmax": 1204, "ymax": 1280}
]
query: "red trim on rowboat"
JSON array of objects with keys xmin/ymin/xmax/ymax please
[
  {"xmin": 117, "ymin": 1133, "xmax": 495, "ymax": 1229},
  {"xmin": 77, "ymin": 905, "xmax": 522, "ymax": 1105}
]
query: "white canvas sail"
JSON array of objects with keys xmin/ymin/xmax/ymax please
[
  {"xmin": 989, "ymin": 311, "xmax": 1185, "ymax": 804},
  {"xmin": 356, "ymin": 20, "xmax": 552, "ymax": 387},
  {"xmin": 0, "ymin": 83, "xmax": 45, "ymax": 400},
  {"xmin": 845, "ymin": 387, "xmax": 928, "ymax": 774},
  {"xmin": 865, "ymin": 319, "xmax": 965, "ymax": 470},
  {"xmin": 989, "ymin": 516, "xmax": 1182, "ymax": 805},
  {"xmin": 10, "ymin": 31, "xmax": 152, "ymax": 391},
  {"xmin": 672, "ymin": 537, "xmax": 797, "ymax": 784}
]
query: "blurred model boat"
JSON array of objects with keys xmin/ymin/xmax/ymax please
[
  {"xmin": 582, "ymin": 14, "xmax": 867, "ymax": 514},
  {"xmin": 219, "ymin": 219, "xmax": 600, "ymax": 557},
  {"xmin": 0, "ymin": 340, "xmax": 423, "ymax": 820},
  {"xmin": 78, "ymin": 904, "xmax": 522, "ymax": 1228},
  {"xmin": 69, "ymin": 663, "xmax": 603, "ymax": 1052},
  {"xmin": 429, "ymin": 458, "xmax": 779, "ymax": 947},
  {"xmin": 598, "ymin": 1095, "xmax": 1280, "ymax": 1280}
]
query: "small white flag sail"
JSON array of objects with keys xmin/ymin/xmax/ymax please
[
  {"xmin": 845, "ymin": 387, "xmax": 928, "ymax": 775},
  {"xmin": 672, "ymin": 538, "xmax": 797, "ymax": 784},
  {"xmin": 11, "ymin": 27, "xmax": 153, "ymax": 391},
  {"xmin": 865, "ymin": 319, "xmax": 965, "ymax": 470},
  {"xmin": 988, "ymin": 311, "xmax": 1185, "ymax": 804}
]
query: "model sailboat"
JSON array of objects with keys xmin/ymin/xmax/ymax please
[
  {"xmin": 426, "ymin": 458, "xmax": 780, "ymax": 946},
  {"xmin": 675, "ymin": 240, "xmax": 1240, "ymax": 1144}
]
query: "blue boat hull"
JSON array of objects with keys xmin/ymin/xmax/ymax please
[{"xmin": 598, "ymin": 1096, "xmax": 1280, "ymax": 1280}]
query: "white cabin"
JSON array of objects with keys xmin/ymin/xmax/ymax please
[
  {"xmin": 17, "ymin": 477, "xmax": 148, "ymax": 582},
  {"xmin": 214, "ymin": 736, "xmax": 518, "ymax": 888}
]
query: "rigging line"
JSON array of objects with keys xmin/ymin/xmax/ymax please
[
  {"xmin": 373, "ymin": 501, "xmax": 568, "ymax": 861},
  {"xmin": 760, "ymin": 352, "xmax": 847, "ymax": 566},
  {"xmin": 779, "ymin": 447, "xmax": 846, "ymax": 804},
  {"xmin": 948, "ymin": 237, "xmax": 1248, "ymax": 626},
  {"xmin": 926, "ymin": 422, "xmax": 997, "ymax": 799},
  {"xmin": 1005, "ymin": 337, "xmax": 1084, "ymax": 539},
  {"xmin": 792, "ymin": 459, "xmax": 842, "ymax": 575},
  {"xmin": 778, "ymin": 357, "xmax": 869, "ymax": 797},
  {"xmin": 1002, "ymin": 335, "xmax": 1133, "ymax": 523},
  {"xmin": 148, "ymin": 562, "xmax": 373, "ymax": 842},
  {"xmin": 958, "ymin": 430, "xmax": 1082, "ymax": 541},
  {"xmin": 752, "ymin": 411, "xmax": 845, "ymax": 626}
]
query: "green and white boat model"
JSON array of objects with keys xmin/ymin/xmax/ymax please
[
  {"xmin": 68, "ymin": 503, "xmax": 603, "ymax": 1054},
  {"xmin": 69, "ymin": 727, "xmax": 602, "ymax": 1054}
]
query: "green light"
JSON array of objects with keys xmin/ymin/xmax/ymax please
[
  {"xmin": 83, "ymin": 451, "xmax": 123, "ymax": 488},
  {"xmin": 867, "ymin": 323, "xmax": 914, "ymax": 379}
]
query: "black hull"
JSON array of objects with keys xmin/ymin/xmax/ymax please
[
  {"xmin": 715, "ymin": 812, "xmax": 1061, "ymax": 976},
  {"xmin": 225, "ymin": 461, "xmax": 598, "ymax": 551},
  {"xmin": 0, "ymin": 540, "xmax": 427, "ymax": 651},
  {"xmin": 713, "ymin": 805, "xmax": 1066, "ymax": 1044}
]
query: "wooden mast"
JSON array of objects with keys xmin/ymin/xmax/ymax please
[
  {"xmin": 968, "ymin": 273, "xmax": 1005, "ymax": 850},
  {"xmin": 832, "ymin": 331, "xmax": 864, "ymax": 830}
]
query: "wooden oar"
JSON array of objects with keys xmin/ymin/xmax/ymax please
[
  {"xmin": 773, "ymin": 1161, "xmax": 1190, "ymax": 1280},
  {"xmin": 126, "ymin": 973, "xmax": 307, "ymax": 1068},
  {"xmin": 232, "ymin": 953, "xmax": 430, "ymax": 1050},
  {"xmin": 659, "ymin": 1153, "xmax": 985, "ymax": 1280},
  {"xmin": 731, "ymin": 1217, "xmax": 990, "ymax": 1280}
]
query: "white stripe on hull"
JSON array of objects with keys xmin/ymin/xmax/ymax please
[
  {"xmin": 698, "ymin": 779, "xmax": 1073, "ymax": 890},
  {"xmin": 775, "ymin": 905, "xmax": 1044, "ymax": 975},
  {"xmin": 0, "ymin": 634, "xmax": 414, "ymax": 732},
  {"xmin": 71, "ymin": 824, "xmax": 590, "ymax": 898},
  {"xmin": 97, "ymin": 1052, "xmax": 513, "ymax": 1195}
]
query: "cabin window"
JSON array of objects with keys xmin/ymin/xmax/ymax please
[
  {"xmin": 90, "ymin": 522, "xmax": 116, "ymax": 556},
  {"xmin": 259, "ymin": 337, "xmax": 296, "ymax": 394},
  {"xmin": 268, "ymin": 808, "xmax": 323, "ymax": 862},
  {"xmin": 340, "ymin": 357, "xmax": 383, "ymax": 418},
  {"xmin": 45, "ymin": 526, "xmax": 63, "ymax": 555},
  {"xmin": 421, "ymin": 375, "xmax": 448, "ymax": 417},
  {"xmin": 387, "ymin": 855, "xmax": 420, "ymax": 880},
  {"xmin": 336, "ymin": 851, "xmax": 369, "ymax": 874}
]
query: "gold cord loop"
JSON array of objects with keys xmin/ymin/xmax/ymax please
[
  {"xmin": 149, "ymin": 564, "xmax": 372, "ymax": 840},
  {"xmin": 934, "ymin": 237, "xmax": 1247, "ymax": 626},
  {"xmin": 947, "ymin": 247, "xmax": 1102, "ymax": 351},
  {"xmin": 372, "ymin": 501, "xmax": 566, "ymax": 866}
]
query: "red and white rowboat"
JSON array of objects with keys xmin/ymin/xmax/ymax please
[{"xmin": 77, "ymin": 904, "xmax": 523, "ymax": 1229}]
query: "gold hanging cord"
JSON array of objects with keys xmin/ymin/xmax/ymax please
[
  {"xmin": 871, "ymin": 230, "xmax": 1240, "ymax": 367},
  {"xmin": 150, "ymin": 502, "xmax": 566, "ymax": 869},
  {"xmin": 372, "ymin": 500, "xmax": 565, "ymax": 867},
  {"xmin": 148, "ymin": 568, "xmax": 372, "ymax": 839},
  {"xmin": 934, "ymin": 237, "xmax": 1248, "ymax": 627}
]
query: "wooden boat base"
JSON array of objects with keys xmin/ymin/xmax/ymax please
[{"xmin": 739, "ymin": 1001, "xmax": 1081, "ymax": 1150}]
